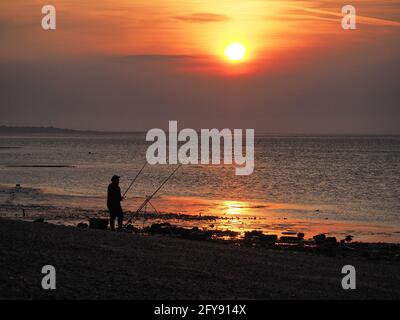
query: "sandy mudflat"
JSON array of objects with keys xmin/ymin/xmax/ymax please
[{"xmin": 0, "ymin": 218, "xmax": 399, "ymax": 300}]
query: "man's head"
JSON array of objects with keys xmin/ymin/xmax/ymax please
[{"xmin": 111, "ymin": 175, "xmax": 120, "ymax": 184}]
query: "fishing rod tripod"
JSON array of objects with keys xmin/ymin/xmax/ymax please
[
  {"xmin": 125, "ymin": 164, "xmax": 182, "ymax": 226},
  {"xmin": 138, "ymin": 196, "xmax": 159, "ymax": 215},
  {"xmin": 133, "ymin": 196, "xmax": 160, "ymax": 228}
]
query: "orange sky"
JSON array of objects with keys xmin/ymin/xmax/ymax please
[
  {"xmin": 0, "ymin": 1, "xmax": 399, "ymax": 132},
  {"xmin": 1, "ymin": 0, "xmax": 399, "ymax": 71}
]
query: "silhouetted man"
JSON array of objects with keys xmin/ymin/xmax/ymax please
[{"xmin": 107, "ymin": 175, "xmax": 124, "ymax": 231}]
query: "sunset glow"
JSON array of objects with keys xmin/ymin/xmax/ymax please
[
  {"xmin": 0, "ymin": 0, "xmax": 399, "ymax": 130},
  {"xmin": 224, "ymin": 42, "xmax": 247, "ymax": 63},
  {"xmin": 1, "ymin": 1, "xmax": 399, "ymax": 77}
]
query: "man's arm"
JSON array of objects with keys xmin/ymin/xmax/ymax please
[{"xmin": 118, "ymin": 187, "xmax": 124, "ymax": 201}]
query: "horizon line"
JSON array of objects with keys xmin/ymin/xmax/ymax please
[{"xmin": 1, "ymin": 125, "xmax": 400, "ymax": 137}]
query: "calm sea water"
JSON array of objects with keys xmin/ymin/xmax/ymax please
[{"xmin": 1, "ymin": 134, "xmax": 400, "ymax": 241}]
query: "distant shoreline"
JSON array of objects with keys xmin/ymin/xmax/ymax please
[
  {"xmin": 0, "ymin": 125, "xmax": 145, "ymax": 135},
  {"xmin": 1, "ymin": 125, "xmax": 400, "ymax": 136}
]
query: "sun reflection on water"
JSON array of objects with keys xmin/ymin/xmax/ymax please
[{"xmin": 222, "ymin": 200, "xmax": 257, "ymax": 217}]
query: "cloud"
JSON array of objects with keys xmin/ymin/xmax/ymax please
[
  {"xmin": 289, "ymin": 5, "xmax": 400, "ymax": 27},
  {"xmin": 264, "ymin": 12, "xmax": 339, "ymax": 23},
  {"xmin": 173, "ymin": 13, "xmax": 231, "ymax": 23},
  {"xmin": 120, "ymin": 54, "xmax": 194, "ymax": 62}
]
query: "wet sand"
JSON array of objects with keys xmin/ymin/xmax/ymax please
[
  {"xmin": 2, "ymin": 184, "xmax": 400, "ymax": 243},
  {"xmin": 0, "ymin": 218, "xmax": 399, "ymax": 299}
]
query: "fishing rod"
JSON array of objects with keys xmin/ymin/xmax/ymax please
[
  {"xmin": 127, "ymin": 164, "xmax": 182, "ymax": 224},
  {"xmin": 122, "ymin": 162, "xmax": 147, "ymax": 198},
  {"xmin": 135, "ymin": 164, "xmax": 182, "ymax": 213}
]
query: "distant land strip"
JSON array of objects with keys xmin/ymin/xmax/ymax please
[
  {"xmin": 1, "ymin": 125, "xmax": 400, "ymax": 136},
  {"xmin": 0, "ymin": 125, "xmax": 145, "ymax": 135},
  {"xmin": 0, "ymin": 147, "xmax": 22, "ymax": 149},
  {"xmin": 6, "ymin": 165, "xmax": 75, "ymax": 168}
]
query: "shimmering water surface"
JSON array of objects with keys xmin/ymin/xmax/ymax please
[{"xmin": 1, "ymin": 134, "xmax": 399, "ymax": 242}]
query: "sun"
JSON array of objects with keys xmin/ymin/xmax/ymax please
[{"xmin": 224, "ymin": 42, "xmax": 247, "ymax": 63}]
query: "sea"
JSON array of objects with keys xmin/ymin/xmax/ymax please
[{"xmin": 1, "ymin": 133, "xmax": 399, "ymax": 242}]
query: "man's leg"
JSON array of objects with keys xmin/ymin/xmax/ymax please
[
  {"xmin": 117, "ymin": 212, "xmax": 123, "ymax": 230},
  {"xmin": 110, "ymin": 212, "xmax": 116, "ymax": 231}
]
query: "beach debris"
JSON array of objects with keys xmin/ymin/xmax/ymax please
[
  {"xmin": 260, "ymin": 235, "xmax": 278, "ymax": 243},
  {"xmin": 77, "ymin": 222, "xmax": 88, "ymax": 229},
  {"xmin": 211, "ymin": 229, "xmax": 240, "ymax": 238},
  {"xmin": 144, "ymin": 223, "xmax": 219, "ymax": 241},
  {"xmin": 16, "ymin": 184, "xmax": 21, "ymax": 188},
  {"xmin": 125, "ymin": 224, "xmax": 139, "ymax": 233},
  {"xmin": 186, "ymin": 228, "xmax": 212, "ymax": 241},
  {"xmin": 312, "ymin": 234, "xmax": 338, "ymax": 249},
  {"xmin": 313, "ymin": 234, "xmax": 326, "ymax": 244},
  {"xmin": 345, "ymin": 235, "xmax": 354, "ymax": 242},
  {"xmin": 146, "ymin": 223, "xmax": 172, "ymax": 235},
  {"xmin": 244, "ymin": 230, "xmax": 263, "ymax": 239},
  {"xmin": 89, "ymin": 218, "xmax": 108, "ymax": 230},
  {"xmin": 244, "ymin": 230, "xmax": 277, "ymax": 246},
  {"xmin": 34, "ymin": 218, "xmax": 45, "ymax": 223},
  {"xmin": 280, "ymin": 236, "xmax": 301, "ymax": 242},
  {"xmin": 325, "ymin": 237, "xmax": 338, "ymax": 246},
  {"xmin": 297, "ymin": 233, "xmax": 305, "ymax": 240}
]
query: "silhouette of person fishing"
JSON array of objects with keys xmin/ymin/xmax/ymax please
[{"xmin": 107, "ymin": 175, "xmax": 124, "ymax": 231}]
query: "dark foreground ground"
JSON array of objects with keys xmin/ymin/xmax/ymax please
[{"xmin": 0, "ymin": 218, "xmax": 399, "ymax": 299}]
